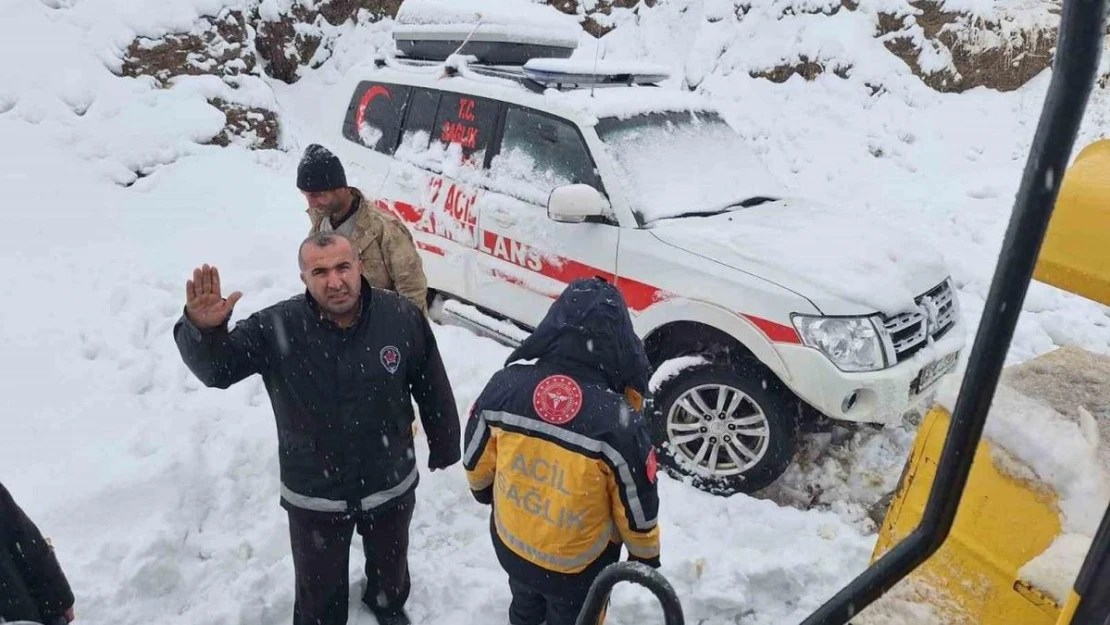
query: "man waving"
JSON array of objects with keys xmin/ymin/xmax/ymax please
[{"xmin": 173, "ymin": 232, "xmax": 460, "ymax": 625}]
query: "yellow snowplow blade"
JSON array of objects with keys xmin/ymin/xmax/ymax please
[
  {"xmin": 1034, "ymin": 138, "xmax": 1110, "ymax": 306},
  {"xmin": 865, "ymin": 405, "xmax": 1064, "ymax": 624},
  {"xmin": 860, "ymin": 139, "xmax": 1110, "ymax": 623}
]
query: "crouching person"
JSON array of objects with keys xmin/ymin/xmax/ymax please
[{"xmin": 463, "ymin": 277, "xmax": 661, "ymax": 625}]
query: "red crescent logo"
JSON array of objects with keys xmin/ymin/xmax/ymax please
[{"xmin": 355, "ymin": 85, "xmax": 392, "ymax": 135}]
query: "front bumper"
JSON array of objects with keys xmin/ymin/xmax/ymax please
[{"xmin": 774, "ymin": 320, "xmax": 967, "ymax": 425}]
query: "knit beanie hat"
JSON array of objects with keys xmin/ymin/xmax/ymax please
[{"xmin": 297, "ymin": 144, "xmax": 347, "ymax": 192}]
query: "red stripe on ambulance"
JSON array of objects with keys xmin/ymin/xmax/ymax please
[
  {"xmin": 742, "ymin": 314, "xmax": 802, "ymax": 344},
  {"xmin": 417, "ymin": 242, "xmax": 446, "ymax": 256},
  {"xmin": 476, "ymin": 230, "xmax": 665, "ymax": 312},
  {"xmin": 378, "ymin": 198, "xmax": 801, "ymax": 344}
]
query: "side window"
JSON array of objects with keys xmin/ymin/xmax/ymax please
[
  {"xmin": 342, "ymin": 81, "xmax": 411, "ymax": 155},
  {"xmin": 395, "ymin": 87, "xmax": 442, "ymax": 170},
  {"xmin": 433, "ymin": 93, "xmax": 499, "ymax": 167},
  {"xmin": 488, "ymin": 107, "xmax": 602, "ymax": 206}
]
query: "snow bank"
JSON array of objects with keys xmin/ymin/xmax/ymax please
[
  {"xmin": 1003, "ymin": 345, "xmax": 1110, "ymax": 461},
  {"xmin": 0, "ymin": 0, "xmax": 279, "ymax": 188},
  {"xmin": 760, "ymin": 422, "xmax": 921, "ymax": 533},
  {"xmin": 852, "ymin": 575, "xmax": 956, "ymax": 625}
]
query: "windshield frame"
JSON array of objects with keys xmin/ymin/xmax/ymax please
[{"xmin": 593, "ymin": 108, "xmax": 788, "ymax": 226}]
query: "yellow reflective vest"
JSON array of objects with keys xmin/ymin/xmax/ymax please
[{"xmin": 464, "ymin": 365, "xmax": 661, "ymax": 596}]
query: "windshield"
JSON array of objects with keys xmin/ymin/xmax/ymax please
[{"xmin": 595, "ymin": 110, "xmax": 788, "ymax": 224}]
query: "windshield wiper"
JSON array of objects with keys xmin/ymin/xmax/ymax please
[
  {"xmin": 735, "ymin": 196, "xmax": 777, "ymax": 207},
  {"xmin": 654, "ymin": 196, "xmax": 779, "ymax": 221}
]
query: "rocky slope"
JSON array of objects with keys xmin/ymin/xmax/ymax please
[{"xmin": 112, "ymin": 0, "xmax": 1084, "ymax": 149}]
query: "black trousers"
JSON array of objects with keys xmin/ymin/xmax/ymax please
[
  {"xmin": 508, "ymin": 577, "xmax": 608, "ymax": 625},
  {"xmin": 286, "ymin": 491, "xmax": 415, "ymax": 625}
]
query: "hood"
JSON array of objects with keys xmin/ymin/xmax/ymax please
[
  {"xmin": 648, "ymin": 197, "xmax": 951, "ymax": 317},
  {"xmin": 506, "ymin": 277, "xmax": 652, "ymax": 396}
]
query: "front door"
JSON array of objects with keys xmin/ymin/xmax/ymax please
[{"xmin": 471, "ymin": 105, "xmax": 620, "ymax": 329}]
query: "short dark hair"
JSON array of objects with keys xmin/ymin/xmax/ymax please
[{"xmin": 298, "ymin": 232, "xmax": 356, "ymax": 270}]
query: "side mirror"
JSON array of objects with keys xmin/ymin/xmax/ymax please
[{"xmin": 547, "ymin": 184, "xmax": 609, "ymax": 223}]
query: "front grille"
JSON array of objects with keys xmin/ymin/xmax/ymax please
[{"xmin": 881, "ymin": 279, "xmax": 958, "ymax": 364}]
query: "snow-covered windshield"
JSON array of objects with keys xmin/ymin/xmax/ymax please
[{"xmin": 595, "ymin": 110, "xmax": 788, "ymax": 224}]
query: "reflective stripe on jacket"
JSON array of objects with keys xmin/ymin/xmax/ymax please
[{"xmin": 465, "ymin": 396, "xmax": 661, "ymax": 575}]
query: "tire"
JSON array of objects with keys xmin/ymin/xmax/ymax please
[{"xmin": 648, "ymin": 361, "xmax": 799, "ymax": 495}]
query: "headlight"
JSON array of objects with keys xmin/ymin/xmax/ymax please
[{"xmin": 791, "ymin": 314, "xmax": 886, "ymax": 372}]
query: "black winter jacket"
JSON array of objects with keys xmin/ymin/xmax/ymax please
[
  {"xmin": 0, "ymin": 481, "xmax": 74, "ymax": 624},
  {"xmin": 173, "ymin": 280, "xmax": 461, "ymax": 514}
]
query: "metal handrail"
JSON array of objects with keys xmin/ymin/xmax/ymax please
[
  {"xmin": 1070, "ymin": 501, "xmax": 1110, "ymax": 624},
  {"xmin": 798, "ymin": 0, "xmax": 1108, "ymax": 622},
  {"xmin": 574, "ymin": 562, "xmax": 685, "ymax": 625}
]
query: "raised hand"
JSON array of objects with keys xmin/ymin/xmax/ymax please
[{"xmin": 185, "ymin": 264, "xmax": 243, "ymax": 330}]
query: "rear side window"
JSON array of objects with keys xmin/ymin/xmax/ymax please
[
  {"xmin": 488, "ymin": 106, "xmax": 602, "ymax": 206},
  {"xmin": 395, "ymin": 87, "xmax": 441, "ymax": 166},
  {"xmin": 342, "ymin": 81, "xmax": 411, "ymax": 154}
]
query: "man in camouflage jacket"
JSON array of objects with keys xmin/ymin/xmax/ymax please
[{"xmin": 299, "ymin": 143, "xmax": 428, "ymax": 314}]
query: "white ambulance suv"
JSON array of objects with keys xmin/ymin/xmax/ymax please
[{"xmin": 318, "ymin": 16, "xmax": 966, "ymax": 495}]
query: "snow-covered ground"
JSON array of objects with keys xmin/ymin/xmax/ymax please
[{"xmin": 2, "ymin": 0, "xmax": 1109, "ymax": 624}]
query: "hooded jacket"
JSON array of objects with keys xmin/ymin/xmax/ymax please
[
  {"xmin": 0, "ymin": 481, "xmax": 74, "ymax": 624},
  {"xmin": 463, "ymin": 278, "xmax": 660, "ymax": 597}
]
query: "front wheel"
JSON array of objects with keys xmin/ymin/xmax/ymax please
[{"xmin": 648, "ymin": 362, "xmax": 799, "ymax": 495}]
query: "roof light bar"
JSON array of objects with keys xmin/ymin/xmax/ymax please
[{"xmin": 521, "ymin": 58, "xmax": 672, "ymax": 86}]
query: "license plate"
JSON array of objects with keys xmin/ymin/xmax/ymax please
[{"xmin": 911, "ymin": 350, "xmax": 960, "ymax": 397}]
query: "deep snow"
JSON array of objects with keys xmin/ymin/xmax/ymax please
[{"xmin": 2, "ymin": 0, "xmax": 1110, "ymax": 624}]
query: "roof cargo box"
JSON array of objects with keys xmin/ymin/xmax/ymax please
[{"xmin": 392, "ymin": 0, "xmax": 580, "ymax": 64}]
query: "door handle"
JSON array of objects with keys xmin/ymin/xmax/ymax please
[
  {"xmin": 488, "ymin": 208, "xmax": 516, "ymax": 227},
  {"xmin": 396, "ymin": 172, "xmax": 418, "ymax": 191}
]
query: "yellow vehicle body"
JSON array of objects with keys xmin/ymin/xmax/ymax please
[
  {"xmin": 1033, "ymin": 138, "xmax": 1110, "ymax": 306},
  {"xmin": 868, "ymin": 404, "xmax": 1065, "ymax": 624},
  {"xmin": 862, "ymin": 138, "xmax": 1110, "ymax": 624}
]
